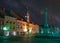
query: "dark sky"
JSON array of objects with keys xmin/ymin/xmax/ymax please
[{"xmin": 0, "ymin": 0, "xmax": 60, "ymax": 27}]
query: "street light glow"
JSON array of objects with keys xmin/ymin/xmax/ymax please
[
  {"xmin": 24, "ymin": 24, "xmax": 27, "ymax": 32},
  {"xmin": 29, "ymin": 29, "xmax": 31, "ymax": 33},
  {"xmin": 4, "ymin": 31, "xmax": 9, "ymax": 36},
  {"xmin": 3, "ymin": 27, "xmax": 8, "ymax": 30},
  {"xmin": 3, "ymin": 25, "xmax": 10, "ymax": 30},
  {"xmin": 24, "ymin": 28, "xmax": 27, "ymax": 32},
  {"xmin": 12, "ymin": 31, "xmax": 16, "ymax": 36}
]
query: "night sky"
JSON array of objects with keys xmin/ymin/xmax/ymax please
[{"xmin": 0, "ymin": 0, "xmax": 60, "ymax": 27}]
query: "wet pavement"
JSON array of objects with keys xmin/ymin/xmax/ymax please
[{"xmin": 0, "ymin": 36, "xmax": 60, "ymax": 43}]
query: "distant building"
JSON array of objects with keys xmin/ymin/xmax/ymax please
[
  {"xmin": 17, "ymin": 19, "xmax": 39, "ymax": 36},
  {"xmin": 0, "ymin": 18, "xmax": 4, "ymax": 30},
  {"xmin": 4, "ymin": 16, "xmax": 17, "ymax": 31},
  {"xmin": 4, "ymin": 16, "xmax": 17, "ymax": 36},
  {"xmin": 0, "ymin": 8, "xmax": 39, "ymax": 37},
  {"xmin": 0, "ymin": 18, "xmax": 4, "ymax": 36},
  {"xmin": 16, "ymin": 8, "xmax": 39, "ymax": 36}
]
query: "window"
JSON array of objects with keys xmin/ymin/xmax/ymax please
[
  {"xmin": 13, "ymin": 22, "xmax": 15, "ymax": 24},
  {"xmin": 6, "ymin": 21, "xmax": 8, "ymax": 23}
]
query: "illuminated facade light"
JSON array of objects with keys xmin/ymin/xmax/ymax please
[
  {"xmin": 3, "ymin": 26, "xmax": 9, "ymax": 31},
  {"xmin": 24, "ymin": 29, "xmax": 27, "ymax": 32},
  {"xmin": 12, "ymin": 31, "xmax": 16, "ymax": 36},
  {"xmin": 29, "ymin": 27, "xmax": 32, "ymax": 33},
  {"xmin": 29, "ymin": 29, "xmax": 31, "ymax": 33},
  {"xmin": 3, "ymin": 27, "xmax": 7, "ymax": 30},
  {"xmin": 41, "ymin": 29, "xmax": 44, "ymax": 34},
  {"xmin": 24, "ymin": 24, "xmax": 27, "ymax": 32},
  {"xmin": 4, "ymin": 31, "xmax": 9, "ymax": 36}
]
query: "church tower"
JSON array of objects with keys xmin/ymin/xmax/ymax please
[
  {"xmin": 44, "ymin": 8, "xmax": 48, "ymax": 27},
  {"xmin": 25, "ymin": 7, "xmax": 30, "ymax": 23},
  {"xmin": 43, "ymin": 8, "xmax": 49, "ymax": 35}
]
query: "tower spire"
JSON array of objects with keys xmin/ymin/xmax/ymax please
[
  {"xmin": 44, "ymin": 8, "xmax": 48, "ymax": 27},
  {"xmin": 27, "ymin": 7, "xmax": 30, "ymax": 23},
  {"xmin": 25, "ymin": 7, "xmax": 30, "ymax": 23},
  {"xmin": 43, "ymin": 8, "xmax": 49, "ymax": 35}
]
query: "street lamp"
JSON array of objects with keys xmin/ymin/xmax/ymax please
[
  {"xmin": 3, "ymin": 26, "xmax": 9, "ymax": 31},
  {"xmin": 3, "ymin": 24, "xmax": 10, "ymax": 31},
  {"xmin": 3, "ymin": 25, "xmax": 10, "ymax": 36}
]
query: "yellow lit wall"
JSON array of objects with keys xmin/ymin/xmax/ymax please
[
  {"xmin": 4, "ymin": 16, "xmax": 17, "ymax": 31},
  {"xmin": 17, "ymin": 20, "xmax": 39, "ymax": 34}
]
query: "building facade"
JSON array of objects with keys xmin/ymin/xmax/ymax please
[
  {"xmin": 4, "ymin": 16, "xmax": 17, "ymax": 36},
  {"xmin": 17, "ymin": 19, "xmax": 39, "ymax": 37}
]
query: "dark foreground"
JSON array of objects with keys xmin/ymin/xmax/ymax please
[{"xmin": 0, "ymin": 36, "xmax": 60, "ymax": 43}]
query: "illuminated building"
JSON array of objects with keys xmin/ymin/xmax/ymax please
[
  {"xmin": 0, "ymin": 8, "xmax": 39, "ymax": 37},
  {"xmin": 16, "ymin": 20, "xmax": 26, "ymax": 35},
  {"xmin": 4, "ymin": 16, "xmax": 17, "ymax": 36},
  {"xmin": 16, "ymin": 8, "xmax": 39, "ymax": 36},
  {"xmin": 4, "ymin": 16, "xmax": 17, "ymax": 31},
  {"xmin": 17, "ymin": 20, "xmax": 39, "ymax": 36},
  {"xmin": 25, "ymin": 8, "xmax": 39, "ymax": 36}
]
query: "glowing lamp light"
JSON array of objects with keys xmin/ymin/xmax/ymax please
[
  {"xmin": 24, "ymin": 29, "xmax": 27, "ymax": 32},
  {"xmin": 12, "ymin": 31, "xmax": 16, "ymax": 36},
  {"xmin": 3, "ymin": 25, "xmax": 10, "ymax": 30},
  {"xmin": 28, "ymin": 26, "xmax": 32, "ymax": 33},
  {"xmin": 4, "ymin": 31, "xmax": 9, "ymax": 36},
  {"xmin": 24, "ymin": 24, "xmax": 27, "ymax": 32},
  {"xmin": 41, "ymin": 30, "xmax": 43, "ymax": 34},
  {"xmin": 29, "ymin": 29, "xmax": 31, "ymax": 33},
  {"xmin": 3, "ymin": 27, "xmax": 8, "ymax": 30}
]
